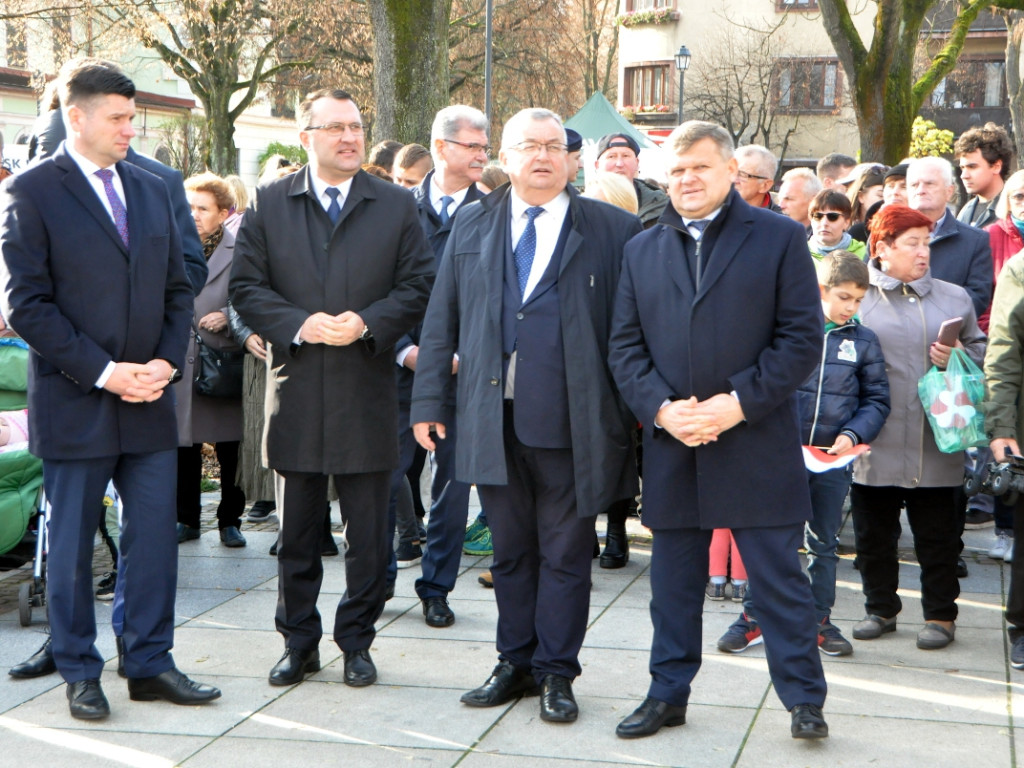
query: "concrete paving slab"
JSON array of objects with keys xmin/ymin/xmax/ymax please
[
  {"xmin": 174, "ymin": 556, "xmax": 277, "ymax": 592},
  {"xmin": 0, "ymin": 723, "xmax": 212, "ymax": 768},
  {"xmin": 580, "ymin": 607, "xmax": 654, "ymax": 651},
  {"xmin": 379, "ymin": 596, "xmax": 500, "ymax": 642},
  {"xmin": 735, "ymin": 709, "xmax": 1013, "ymax": 768},
  {"xmin": 475, "ymin": 698, "xmax": 755, "ymax": 768},
  {"xmin": 225, "ymin": 679, "xmax": 508, "ymax": 750},
  {"xmin": 172, "ymin": 587, "xmax": 255, "ymax": 627},
  {"xmin": 181, "ymin": 737, "xmax": 464, "ymax": 767},
  {"xmin": 2, "ymin": 671, "xmax": 276, "ymax": 737},
  {"xmin": 166, "ymin": 626, "xmax": 340, "ymax": 680}
]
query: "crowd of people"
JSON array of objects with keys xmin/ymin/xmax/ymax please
[{"xmin": 3, "ymin": 54, "xmax": 1024, "ymax": 746}]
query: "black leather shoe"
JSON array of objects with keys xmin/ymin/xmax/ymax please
[
  {"xmin": 616, "ymin": 697, "xmax": 687, "ymax": 738},
  {"xmin": 385, "ymin": 582, "xmax": 395, "ymax": 601},
  {"xmin": 67, "ymin": 679, "xmax": 110, "ymax": 720},
  {"xmin": 9, "ymin": 638, "xmax": 56, "ymax": 679},
  {"xmin": 116, "ymin": 636, "xmax": 126, "ymax": 679},
  {"xmin": 600, "ymin": 522, "xmax": 629, "ymax": 569},
  {"xmin": 460, "ymin": 661, "xmax": 539, "ymax": 707},
  {"xmin": 956, "ymin": 557, "xmax": 969, "ymax": 578},
  {"xmin": 219, "ymin": 526, "xmax": 246, "ymax": 548},
  {"xmin": 423, "ymin": 597, "xmax": 455, "ymax": 627},
  {"xmin": 790, "ymin": 703, "xmax": 829, "ymax": 739},
  {"xmin": 343, "ymin": 649, "xmax": 377, "ymax": 687},
  {"xmin": 322, "ymin": 535, "xmax": 340, "ymax": 557},
  {"xmin": 128, "ymin": 667, "xmax": 222, "ymax": 704},
  {"xmin": 269, "ymin": 648, "xmax": 320, "ymax": 686},
  {"xmin": 177, "ymin": 523, "xmax": 200, "ymax": 543},
  {"xmin": 540, "ymin": 674, "xmax": 578, "ymax": 723},
  {"xmin": 269, "ymin": 539, "xmax": 278, "ymax": 557}
]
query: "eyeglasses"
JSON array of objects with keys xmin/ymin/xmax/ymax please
[
  {"xmin": 811, "ymin": 211, "xmax": 844, "ymax": 222},
  {"xmin": 304, "ymin": 122, "xmax": 364, "ymax": 136},
  {"xmin": 508, "ymin": 141, "xmax": 569, "ymax": 156},
  {"xmin": 444, "ymin": 138, "xmax": 492, "ymax": 156},
  {"xmin": 1010, "ymin": 193, "xmax": 1024, "ymax": 204},
  {"xmin": 736, "ymin": 170, "xmax": 770, "ymax": 182}
]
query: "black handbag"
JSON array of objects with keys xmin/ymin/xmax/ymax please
[{"xmin": 193, "ymin": 331, "xmax": 244, "ymax": 398}]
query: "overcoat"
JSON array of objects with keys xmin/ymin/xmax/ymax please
[
  {"xmin": 230, "ymin": 167, "xmax": 434, "ymax": 475},
  {"xmin": 174, "ymin": 227, "xmax": 243, "ymax": 446},
  {"xmin": 608, "ymin": 188, "xmax": 823, "ymax": 530},
  {"xmin": 0, "ymin": 145, "xmax": 193, "ymax": 460},
  {"xmin": 410, "ymin": 184, "xmax": 642, "ymax": 517}
]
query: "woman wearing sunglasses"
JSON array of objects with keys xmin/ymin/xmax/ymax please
[{"xmin": 807, "ymin": 189, "xmax": 868, "ymax": 262}]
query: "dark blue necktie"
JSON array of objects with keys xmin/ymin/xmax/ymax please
[
  {"xmin": 514, "ymin": 206, "xmax": 545, "ymax": 299},
  {"xmin": 95, "ymin": 169, "xmax": 129, "ymax": 248},
  {"xmin": 688, "ymin": 218, "xmax": 712, "ymax": 239},
  {"xmin": 325, "ymin": 187, "xmax": 341, "ymax": 224},
  {"xmin": 439, "ymin": 195, "xmax": 454, "ymax": 226}
]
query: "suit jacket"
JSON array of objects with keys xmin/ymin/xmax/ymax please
[
  {"xmin": 929, "ymin": 210, "xmax": 993, "ymax": 320},
  {"xmin": 27, "ymin": 109, "xmax": 207, "ymax": 296},
  {"xmin": 394, "ymin": 172, "xmax": 486, "ymax": 407},
  {"xmin": 174, "ymin": 227, "xmax": 243, "ymax": 446},
  {"xmin": 230, "ymin": 167, "xmax": 434, "ymax": 474},
  {"xmin": 0, "ymin": 145, "xmax": 193, "ymax": 459},
  {"xmin": 608, "ymin": 188, "xmax": 822, "ymax": 530},
  {"xmin": 410, "ymin": 185, "xmax": 642, "ymax": 517}
]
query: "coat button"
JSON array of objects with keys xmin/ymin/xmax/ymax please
[
  {"xmin": 516, "ymin": 312, "xmax": 524, "ymax": 320},
  {"xmin": 490, "ymin": 378, "xmax": 499, "ymax": 385},
  {"xmin": 908, "ymin": 297, "xmax": 916, "ymax": 303}
]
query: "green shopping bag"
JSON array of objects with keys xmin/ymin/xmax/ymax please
[{"xmin": 917, "ymin": 347, "xmax": 987, "ymax": 453}]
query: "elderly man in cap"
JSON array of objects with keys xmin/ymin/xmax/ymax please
[{"xmin": 594, "ymin": 132, "xmax": 668, "ymax": 227}]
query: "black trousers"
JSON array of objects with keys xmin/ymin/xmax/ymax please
[
  {"xmin": 850, "ymin": 484, "xmax": 961, "ymax": 622},
  {"xmin": 176, "ymin": 442, "xmax": 245, "ymax": 530},
  {"xmin": 477, "ymin": 405, "xmax": 594, "ymax": 682},
  {"xmin": 1005, "ymin": 496, "xmax": 1024, "ymax": 633},
  {"xmin": 274, "ymin": 469, "xmax": 390, "ymax": 652}
]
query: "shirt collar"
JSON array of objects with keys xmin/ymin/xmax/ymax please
[
  {"xmin": 509, "ymin": 188, "xmax": 570, "ymax": 222},
  {"xmin": 430, "ymin": 175, "xmax": 470, "ymax": 211},
  {"xmin": 64, "ymin": 140, "xmax": 116, "ymax": 179},
  {"xmin": 681, "ymin": 206, "xmax": 723, "ymax": 229},
  {"xmin": 309, "ymin": 169, "xmax": 355, "ymax": 205}
]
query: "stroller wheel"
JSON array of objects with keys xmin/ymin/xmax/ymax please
[{"xmin": 18, "ymin": 581, "xmax": 32, "ymax": 626}]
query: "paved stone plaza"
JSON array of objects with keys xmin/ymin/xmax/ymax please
[{"xmin": 0, "ymin": 496, "xmax": 1020, "ymax": 767}]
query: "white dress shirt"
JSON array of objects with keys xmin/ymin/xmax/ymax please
[
  {"xmin": 429, "ymin": 177, "xmax": 470, "ymax": 219},
  {"xmin": 510, "ymin": 189, "xmax": 570, "ymax": 302},
  {"xmin": 65, "ymin": 142, "xmax": 126, "ymax": 389},
  {"xmin": 309, "ymin": 171, "xmax": 354, "ymax": 213}
]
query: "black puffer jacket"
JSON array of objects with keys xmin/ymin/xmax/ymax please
[{"xmin": 796, "ymin": 319, "xmax": 891, "ymax": 447}]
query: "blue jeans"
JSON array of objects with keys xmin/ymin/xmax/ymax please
[
  {"xmin": 804, "ymin": 465, "xmax": 852, "ymax": 622},
  {"xmin": 742, "ymin": 465, "xmax": 851, "ymax": 624}
]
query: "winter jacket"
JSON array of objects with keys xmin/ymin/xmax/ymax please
[
  {"xmin": 984, "ymin": 250, "xmax": 1024, "ymax": 445},
  {"xmin": 797, "ymin": 319, "xmax": 891, "ymax": 448},
  {"xmin": 855, "ymin": 263, "xmax": 986, "ymax": 488},
  {"xmin": 979, "ymin": 215, "xmax": 1024, "ymax": 331}
]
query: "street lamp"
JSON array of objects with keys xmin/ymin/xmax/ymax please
[{"xmin": 674, "ymin": 44, "xmax": 692, "ymax": 124}]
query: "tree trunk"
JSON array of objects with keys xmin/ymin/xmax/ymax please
[
  {"xmin": 1004, "ymin": 11, "xmax": 1024, "ymax": 166},
  {"xmin": 369, "ymin": 0, "xmax": 450, "ymax": 144}
]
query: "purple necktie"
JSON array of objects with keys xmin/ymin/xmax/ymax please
[{"xmin": 95, "ymin": 168, "xmax": 129, "ymax": 249}]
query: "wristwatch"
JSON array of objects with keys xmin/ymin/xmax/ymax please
[
  {"xmin": 359, "ymin": 324, "xmax": 372, "ymax": 341},
  {"xmin": 167, "ymin": 365, "xmax": 182, "ymax": 383}
]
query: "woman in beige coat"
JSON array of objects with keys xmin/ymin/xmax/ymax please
[
  {"xmin": 175, "ymin": 173, "xmax": 246, "ymax": 547},
  {"xmin": 851, "ymin": 205, "xmax": 986, "ymax": 650}
]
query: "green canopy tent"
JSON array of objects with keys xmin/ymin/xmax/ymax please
[{"xmin": 564, "ymin": 92, "xmax": 665, "ymax": 187}]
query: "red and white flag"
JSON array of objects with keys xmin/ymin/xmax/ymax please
[{"xmin": 802, "ymin": 444, "xmax": 871, "ymax": 473}]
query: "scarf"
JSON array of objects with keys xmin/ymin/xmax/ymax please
[
  {"xmin": 202, "ymin": 226, "xmax": 225, "ymax": 261},
  {"xmin": 1012, "ymin": 215, "xmax": 1024, "ymax": 242},
  {"xmin": 809, "ymin": 231, "xmax": 852, "ymax": 256}
]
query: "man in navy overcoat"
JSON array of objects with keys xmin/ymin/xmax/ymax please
[
  {"xmin": 0, "ymin": 60, "xmax": 219, "ymax": 719},
  {"xmin": 608, "ymin": 121, "xmax": 829, "ymax": 740}
]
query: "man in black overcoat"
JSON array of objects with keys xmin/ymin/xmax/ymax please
[{"xmin": 230, "ymin": 89, "xmax": 433, "ymax": 688}]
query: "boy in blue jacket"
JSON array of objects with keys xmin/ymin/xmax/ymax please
[{"xmin": 718, "ymin": 250, "xmax": 890, "ymax": 656}]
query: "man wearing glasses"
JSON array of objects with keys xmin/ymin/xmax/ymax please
[
  {"xmin": 394, "ymin": 105, "xmax": 491, "ymax": 628},
  {"xmin": 733, "ymin": 145, "xmax": 782, "ymax": 213},
  {"xmin": 412, "ymin": 108, "xmax": 641, "ymax": 724},
  {"xmin": 230, "ymin": 89, "xmax": 433, "ymax": 689},
  {"xmin": 594, "ymin": 132, "xmax": 668, "ymax": 227}
]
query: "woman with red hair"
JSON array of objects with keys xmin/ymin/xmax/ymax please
[{"xmin": 850, "ymin": 205, "xmax": 986, "ymax": 651}]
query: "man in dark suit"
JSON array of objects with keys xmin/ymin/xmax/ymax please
[
  {"xmin": 230, "ymin": 89, "xmax": 433, "ymax": 688},
  {"xmin": 411, "ymin": 108, "xmax": 641, "ymax": 724},
  {"xmin": 907, "ymin": 156, "xmax": 993, "ymax": 319},
  {"xmin": 27, "ymin": 95, "xmax": 208, "ymax": 295},
  {"xmin": 607, "ymin": 121, "xmax": 828, "ymax": 740},
  {"xmin": 0, "ymin": 60, "xmax": 220, "ymax": 720},
  {"xmin": 393, "ymin": 104, "xmax": 488, "ymax": 627}
]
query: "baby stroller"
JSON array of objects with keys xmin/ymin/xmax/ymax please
[{"xmin": 0, "ymin": 337, "xmax": 45, "ymax": 624}]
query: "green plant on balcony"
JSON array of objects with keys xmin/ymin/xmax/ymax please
[{"xmin": 616, "ymin": 8, "xmax": 677, "ymax": 27}]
